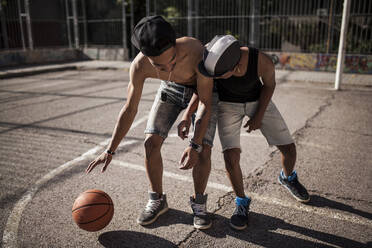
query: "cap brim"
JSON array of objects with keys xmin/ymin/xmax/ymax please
[{"xmin": 198, "ymin": 61, "xmax": 230, "ymax": 78}]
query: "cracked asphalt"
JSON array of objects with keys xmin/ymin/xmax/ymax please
[{"xmin": 0, "ymin": 65, "xmax": 371, "ymax": 247}]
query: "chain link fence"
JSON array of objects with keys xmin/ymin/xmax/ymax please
[{"xmin": 1, "ymin": 0, "xmax": 371, "ymax": 55}]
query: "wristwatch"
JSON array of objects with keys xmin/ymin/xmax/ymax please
[{"xmin": 189, "ymin": 140, "xmax": 203, "ymax": 153}]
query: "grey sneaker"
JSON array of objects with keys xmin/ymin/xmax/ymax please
[
  {"xmin": 137, "ymin": 192, "xmax": 169, "ymax": 225},
  {"xmin": 278, "ymin": 171, "xmax": 310, "ymax": 203},
  {"xmin": 190, "ymin": 194, "xmax": 212, "ymax": 229},
  {"xmin": 230, "ymin": 202, "xmax": 250, "ymax": 230}
]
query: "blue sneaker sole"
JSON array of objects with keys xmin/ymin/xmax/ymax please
[{"xmin": 278, "ymin": 177, "xmax": 310, "ymax": 203}]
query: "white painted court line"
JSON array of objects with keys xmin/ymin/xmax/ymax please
[
  {"xmin": 2, "ymin": 115, "xmax": 148, "ymax": 248},
  {"xmin": 4, "ymin": 116, "xmax": 371, "ymax": 248},
  {"xmin": 113, "ymin": 160, "xmax": 372, "ymax": 228},
  {"xmin": 113, "ymin": 160, "xmax": 233, "ymax": 192}
]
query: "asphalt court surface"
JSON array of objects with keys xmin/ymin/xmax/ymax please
[{"xmin": 0, "ymin": 69, "xmax": 371, "ymax": 247}]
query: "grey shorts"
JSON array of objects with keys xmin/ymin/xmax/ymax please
[
  {"xmin": 145, "ymin": 81, "xmax": 218, "ymax": 146},
  {"xmin": 218, "ymin": 100, "xmax": 294, "ymax": 151}
]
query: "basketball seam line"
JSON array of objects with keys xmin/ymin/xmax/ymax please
[
  {"xmin": 74, "ymin": 205, "xmax": 113, "ymax": 225},
  {"xmin": 72, "ymin": 203, "xmax": 113, "ymax": 213},
  {"xmin": 82, "ymin": 191, "xmax": 113, "ymax": 205}
]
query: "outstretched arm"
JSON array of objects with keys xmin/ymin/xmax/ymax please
[
  {"xmin": 179, "ymin": 70, "xmax": 213, "ymax": 169},
  {"xmin": 244, "ymin": 51, "xmax": 276, "ymax": 132},
  {"xmin": 86, "ymin": 57, "xmax": 146, "ymax": 173}
]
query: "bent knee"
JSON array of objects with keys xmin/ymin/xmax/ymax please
[
  {"xmin": 277, "ymin": 143, "xmax": 296, "ymax": 156},
  {"xmin": 223, "ymin": 148, "xmax": 240, "ymax": 170},
  {"xmin": 144, "ymin": 135, "xmax": 163, "ymax": 156}
]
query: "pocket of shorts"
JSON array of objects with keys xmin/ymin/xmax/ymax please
[{"xmin": 161, "ymin": 91, "xmax": 168, "ymax": 102}]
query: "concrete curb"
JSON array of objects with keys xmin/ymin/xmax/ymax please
[
  {"xmin": 0, "ymin": 66, "xmax": 77, "ymax": 79},
  {"xmin": 1, "ymin": 61, "xmax": 371, "ymax": 87},
  {"xmin": 0, "ymin": 62, "xmax": 130, "ymax": 80}
]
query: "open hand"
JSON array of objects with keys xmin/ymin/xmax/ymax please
[
  {"xmin": 179, "ymin": 146, "xmax": 199, "ymax": 170},
  {"xmin": 243, "ymin": 117, "xmax": 262, "ymax": 133},
  {"xmin": 86, "ymin": 152, "xmax": 112, "ymax": 173}
]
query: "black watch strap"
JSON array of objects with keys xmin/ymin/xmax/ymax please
[
  {"xmin": 189, "ymin": 140, "xmax": 202, "ymax": 153},
  {"xmin": 106, "ymin": 149, "xmax": 115, "ymax": 155}
]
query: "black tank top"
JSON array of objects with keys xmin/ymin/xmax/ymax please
[{"xmin": 216, "ymin": 47, "xmax": 262, "ymax": 103}]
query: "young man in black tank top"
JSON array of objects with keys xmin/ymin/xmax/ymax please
[{"xmin": 178, "ymin": 35, "xmax": 309, "ymax": 230}]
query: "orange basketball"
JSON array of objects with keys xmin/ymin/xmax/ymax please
[{"xmin": 72, "ymin": 189, "xmax": 114, "ymax": 232}]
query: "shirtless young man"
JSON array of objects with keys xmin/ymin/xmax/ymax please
[
  {"xmin": 86, "ymin": 16, "xmax": 214, "ymax": 229},
  {"xmin": 179, "ymin": 35, "xmax": 309, "ymax": 230}
]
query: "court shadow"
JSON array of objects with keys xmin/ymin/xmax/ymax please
[
  {"xmin": 201, "ymin": 211, "xmax": 368, "ymax": 248},
  {"xmin": 307, "ymin": 195, "xmax": 372, "ymax": 220},
  {"xmin": 126, "ymin": 208, "xmax": 368, "ymax": 247},
  {"xmin": 99, "ymin": 231, "xmax": 176, "ymax": 248}
]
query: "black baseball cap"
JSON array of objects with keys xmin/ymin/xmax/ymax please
[
  {"xmin": 131, "ymin": 16, "xmax": 176, "ymax": 57},
  {"xmin": 198, "ymin": 35, "xmax": 241, "ymax": 77}
]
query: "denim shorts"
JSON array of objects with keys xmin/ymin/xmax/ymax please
[
  {"xmin": 145, "ymin": 81, "xmax": 218, "ymax": 146},
  {"xmin": 218, "ymin": 100, "xmax": 294, "ymax": 151}
]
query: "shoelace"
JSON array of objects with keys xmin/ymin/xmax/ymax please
[
  {"xmin": 191, "ymin": 202, "xmax": 207, "ymax": 216},
  {"xmin": 234, "ymin": 204, "xmax": 248, "ymax": 217},
  {"xmin": 144, "ymin": 199, "xmax": 161, "ymax": 213}
]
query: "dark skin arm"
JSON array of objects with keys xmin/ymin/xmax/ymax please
[
  {"xmin": 244, "ymin": 51, "xmax": 276, "ymax": 132},
  {"xmin": 179, "ymin": 56, "xmax": 213, "ymax": 169},
  {"xmin": 178, "ymin": 92, "xmax": 199, "ymax": 140}
]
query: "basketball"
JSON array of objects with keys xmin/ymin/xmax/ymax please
[{"xmin": 72, "ymin": 189, "xmax": 114, "ymax": 232}]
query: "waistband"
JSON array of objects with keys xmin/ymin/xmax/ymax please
[{"xmin": 161, "ymin": 80, "xmax": 197, "ymax": 90}]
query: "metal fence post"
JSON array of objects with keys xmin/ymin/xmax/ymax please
[
  {"xmin": 146, "ymin": 0, "xmax": 150, "ymax": 16},
  {"xmin": 249, "ymin": 0, "xmax": 260, "ymax": 47},
  {"xmin": 195, "ymin": 0, "xmax": 199, "ymax": 39},
  {"xmin": 17, "ymin": 0, "xmax": 26, "ymax": 50},
  {"xmin": 82, "ymin": 0, "xmax": 87, "ymax": 48},
  {"xmin": 187, "ymin": 0, "xmax": 193, "ymax": 37},
  {"xmin": 65, "ymin": 0, "xmax": 72, "ymax": 48},
  {"xmin": 24, "ymin": 0, "xmax": 33, "ymax": 50},
  {"xmin": 0, "ymin": 1, "xmax": 9, "ymax": 49},
  {"xmin": 122, "ymin": 0, "xmax": 128, "ymax": 59},
  {"xmin": 72, "ymin": 0, "xmax": 79, "ymax": 48},
  {"xmin": 130, "ymin": 0, "xmax": 135, "ymax": 58},
  {"xmin": 335, "ymin": 0, "xmax": 351, "ymax": 90}
]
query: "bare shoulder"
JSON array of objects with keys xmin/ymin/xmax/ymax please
[
  {"xmin": 176, "ymin": 37, "xmax": 204, "ymax": 61},
  {"xmin": 257, "ymin": 51, "xmax": 274, "ymax": 77},
  {"xmin": 130, "ymin": 52, "xmax": 153, "ymax": 78}
]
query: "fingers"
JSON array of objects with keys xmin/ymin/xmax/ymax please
[
  {"xmin": 181, "ymin": 125, "xmax": 190, "ymax": 139},
  {"xmin": 86, "ymin": 152, "xmax": 111, "ymax": 173},
  {"xmin": 86, "ymin": 160, "xmax": 99, "ymax": 173},
  {"xmin": 177, "ymin": 122, "xmax": 187, "ymax": 139},
  {"xmin": 179, "ymin": 157, "xmax": 193, "ymax": 170},
  {"xmin": 178, "ymin": 121, "xmax": 190, "ymax": 140},
  {"xmin": 177, "ymin": 122, "xmax": 184, "ymax": 139},
  {"xmin": 101, "ymin": 156, "xmax": 112, "ymax": 173},
  {"xmin": 243, "ymin": 120, "xmax": 250, "ymax": 128},
  {"xmin": 179, "ymin": 148, "xmax": 198, "ymax": 170},
  {"xmin": 179, "ymin": 151, "xmax": 187, "ymax": 166},
  {"xmin": 247, "ymin": 126, "xmax": 253, "ymax": 133}
]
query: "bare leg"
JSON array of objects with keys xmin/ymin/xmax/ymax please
[
  {"xmin": 224, "ymin": 148, "xmax": 245, "ymax": 198},
  {"xmin": 144, "ymin": 134, "xmax": 164, "ymax": 194},
  {"xmin": 277, "ymin": 143, "xmax": 297, "ymax": 177},
  {"xmin": 192, "ymin": 145, "xmax": 212, "ymax": 196}
]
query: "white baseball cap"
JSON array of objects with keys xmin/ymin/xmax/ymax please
[{"xmin": 198, "ymin": 35, "xmax": 241, "ymax": 77}]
